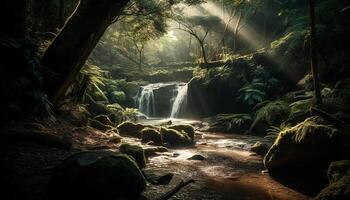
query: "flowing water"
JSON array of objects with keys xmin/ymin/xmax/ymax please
[
  {"xmin": 122, "ymin": 118, "xmax": 310, "ymax": 200},
  {"xmin": 136, "ymin": 82, "xmax": 188, "ymax": 118}
]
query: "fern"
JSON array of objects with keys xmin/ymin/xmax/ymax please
[{"xmin": 266, "ymin": 123, "xmax": 291, "ymax": 139}]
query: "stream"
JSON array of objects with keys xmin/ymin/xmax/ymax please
[{"xmin": 122, "ymin": 118, "xmax": 310, "ymax": 200}]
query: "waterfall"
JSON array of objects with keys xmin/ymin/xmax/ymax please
[
  {"xmin": 138, "ymin": 85, "xmax": 156, "ymax": 117},
  {"xmin": 170, "ymin": 84, "xmax": 188, "ymax": 118}
]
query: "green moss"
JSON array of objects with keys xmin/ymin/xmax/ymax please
[
  {"xmin": 264, "ymin": 116, "xmax": 349, "ymax": 172},
  {"xmin": 141, "ymin": 128, "xmax": 162, "ymax": 145},
  {"xmin": 168, "ymin": 124, "xmax": 195, "ymax": 140},
  {"xmin": 119, "ymin": 143, "xmax": 146, "ymax": 169},
  {"xmin": 205, "ymin": 113, "xmax": 252, "ymax": 133},
  {"xmin": 110, "ymin": 91, "xmax": 126, "ymax": 103},
  {"xmin": 117, "ymin": 121, "xmax": 145, "ymax": 137},
  {"xmin": 160, "ymin": 128, "xmax": 192, "ymax": 147}
]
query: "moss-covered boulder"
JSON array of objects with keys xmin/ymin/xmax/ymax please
[
  {"xmin": 250, "ymin": 141, "xmax": 268, "ymax": 156},
  {"xmin": 117, "ymin": 121, "xmax": 145, "ymax": 138},
  {"xmin": 264, "ymin": 117, "xmax": 350, "ymax": 174},
  {"xmin": 119, "ymin": 144, "xmax": 146, "ymax": 169},
  {"xmin": 168, "ymin": 124, "xmax": 195, "ymax": 140},
  {"xmin": 314, "ymin": 160, "xmax": 350, "ymax": 200},
  {"xmin": 47, "ymin": 151, "xmax": 146, "ymax": 200},
  {"xmin": 249, "ymin": 101, "xmax": 290, "ymax": 135},
  {"xmin": 141, "ymin": 128, "xmax": 162, "ymax": 145},
  {"xmin": 160, "ymin": 128, "xmax": 193, "ymax": 147}
]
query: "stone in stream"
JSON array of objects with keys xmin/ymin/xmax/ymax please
[
  {"xmin": 250, "ymin": 141, "xmax": 268, "ymax": 156},
  {"xmin": 119, "ymin": 143, "xmax": 146, "ymax": 169},
  {"xmin": 144, "ymin": 170, "xmax": 174, "ymax": 185},
  {"xmin": 46, "ymin": 150, "xmax": 146, "ymax": 200},
  {"xmin": 141, "ymin": 127, "xmax": 163, "ymax": 145},
  {"xmin": 168, "ymin": 124, "xmax": 195, "ymax": 140},
  {"xmin": 160, "ymin": 127, "xmax": 193, "ymax": 147},
  {"xmin": 187, "ymin": 154, "xmax": 206, "ymax": 161}
]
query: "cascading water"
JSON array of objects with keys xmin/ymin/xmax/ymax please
[
  {"xmin": 170, "ymin": 84, "xmax": 188, "ymax": 118},
  {"xmin": 136, "ymin": 82, "xmax": 188, "ymax": 118},
  {"xmin": 137, "ymin": 85, "xmax": 156, "ymax": 117}
]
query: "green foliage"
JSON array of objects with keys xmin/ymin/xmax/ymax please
[
  {"xmin": 110, "ymin": 91, "xmax": 127, "ymax": 104},
  {"xmin": 256, "ymin": 101, "xmax": 291, "ymax": 126},
  {"xmin": 123, "ymin": 108, "xmax": 139, "ymax": 122},
  {"xmin": 237, "ymin": 79, "xmax": 266, "ymax": 105},
  {"xmin": 69, "ymin": 63, "xmax": 107, "ymax": 103},
  {"xmin": 266, "ymin": 123, "xmax": 291, "ymax": 139}
]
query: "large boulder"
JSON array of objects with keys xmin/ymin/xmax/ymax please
[
  {"xmin": 249, "ymin": 101, "xmax": 290, "ymax": 135},
  {"xmin": 141, "ymin": 128, "xmax": 162, "ymax": 145},
  {"xmin": 119, "ymin": 144, "xmax": 146, "ymax": 169},
  {"xmin": 160, "ymin": 128, "xmax": 193, "ymax": 147},
  {"xmin": 168, "ymin": 124, "xmax": 195, "ymax": 140},
  {"xmin": 46, "ymin": 151, "xmax": 146, "ymax": 200},
  {"xmin": 264, "ymin": 116, "xmax": 350, "ymax": 174},
  {"xmin": 250, "ymin": 141, "xmax": 268, "ymax": 156},
  {"xmin": 314, "ymin": 160, "xmax": 350, "ymax": 200},
  {"xmin": 117, "ymin": 121, "xmax": 145, "ymax": 138}
]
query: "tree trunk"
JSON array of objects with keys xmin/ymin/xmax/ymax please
[
  {"xmin": 58, "ymin": 0, "xmax": 65, "ymax": 28},
  {"xmin": 200, "ymin": 40, "xmax": 208, "ymax": 65},
  {"xmin": 41, "ymin": 0, "xmax": 129, "ymax": 105},
  {"xmin": 309, "ymin": 0, "xmax": 322, "ymax": 105}
]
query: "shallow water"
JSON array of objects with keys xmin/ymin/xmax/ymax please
[{"xmin": 126, "ymin": 119, "xmax": 310, "ymax": 200}]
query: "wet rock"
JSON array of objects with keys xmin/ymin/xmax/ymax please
[
  {"xmin": 141, "ymin": 128, "xmax": 162, "ymax": 145},
  {"xmin": 250, "ymin": 142, "xmax": 268, "ymax": 156},
  {"xmin": 144, "ymin": 146, "xmax": 168, "ymax": 158},
  {"xmin": 168, "ymin": 124, "xmax": 195, "ymax": 140},
  {"xmin": 187, "ymin": 154, "xmax": 206, "ymax": 161},
  {"xmin": 47, "ymin": 151, "xmax": 146, "ymax": 200},
  {"xmin": 160, "ymin": 128, "xmax": 193, "ymax": 147},
  {"xmin": 264, "ymin": 116, "xmax": 350, "ymax": 174},
  {"xmin": 314, "ymin": 160, "xmax": 350, "ymax": 200},
  {"xmin": 108, "ymin": 135, "xmax": 122, "ymax": 143},
  {"xmin": 144, "ymin": 170, "xmax": 174, "ymax": 185},
  {"xmin": 117, "ymin": 121, "xmax": 145, "ymax": 138},
  {"xmin": 119, "ymin": 144, "xmax": 146, "ymax": 169}
]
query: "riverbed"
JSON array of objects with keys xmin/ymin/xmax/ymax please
[{"xmin": 124, "ymin": 119, "xmax": 310, "ymax": 200}]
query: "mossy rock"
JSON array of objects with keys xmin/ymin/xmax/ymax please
[
  {"xmin": 314, "ymin": 160, "xmax": 350, "ymax": 200},
  {"xmin": 144, "ymin": 146, "xmax": 168, "ymax": 158},
  {"xmin": 264, "ymin": 116, "xmax": 350, "ymax": 174},
  {"xmin": 119, "ymin": 143, "xmax": 146, "ymax": 169},
  {"xmin": 117, "ymin": 121, "xmax": 145, "ymax": 138},
  {"xmin": 86, "ymin": 95, "xmax": 112, "ymax": 117},
  {"xmin": 47, "ymin": 151, "xmax": 146, "ymax": 200},
  {"xmin": 88, "ymin": 119, "xmax": 114, "ymax": 132},
  {"xmin": 141, "ymin": 128, "xmax": 162, "ymax": 145},
  {"xmin": 250, "ymin": 101, "xmax": 290, "ymax": 135},
  {"xmin": 160, "ymin": 128, "xmax": 193, "ymax": 147},
  {"xmin": 168, "ymin": 124, "xmax": 195, "ymax": 140}
]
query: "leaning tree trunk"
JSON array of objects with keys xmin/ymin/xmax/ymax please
[
  {"xmin": 41, "ymin": 0, "xmax": 129, "ymax": 105},
  {"xmin": 309, "ymin": 0, "xmax": 322, "ymax": 105}
]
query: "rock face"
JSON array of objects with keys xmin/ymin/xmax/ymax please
[
  {"xmin": 264, "ymin": 116, "xmax": 350, "ymax": 174},
  {"xmin": 117, "ymin": 121, "xmax": 145, "ymax": 138},
  {"xmin": 47, "ymin": 151, "xmax": 146, "ymax": 200},
  {"xmin": 314, "ymin": 160, "xmax": 350, "ymax": 200}
]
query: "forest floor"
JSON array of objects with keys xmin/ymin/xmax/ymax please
[{"xmin": 0, "ymin": 118, "xmax": 313, "ymax": 200}]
